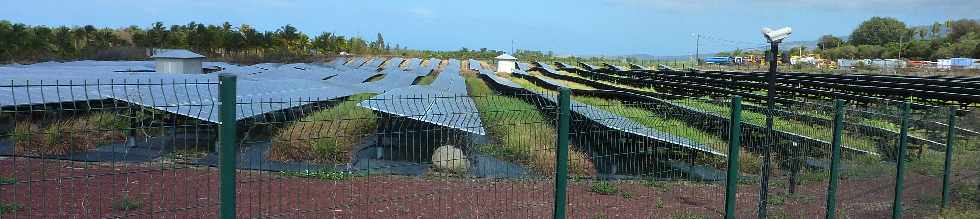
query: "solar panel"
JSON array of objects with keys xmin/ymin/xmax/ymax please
[
  {"xmin": 359, "ymin": 59, "xmax": 486, "ymax": 135},
  {"xmin": 495, "ymin": 74, "xmax": 724, "ymax": 157}
]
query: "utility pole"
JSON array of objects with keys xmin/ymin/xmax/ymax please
[{"xmin": 695, "ymin": 33, "xmax": 702, "ymax": 66}]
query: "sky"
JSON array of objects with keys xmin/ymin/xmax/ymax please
[{"xmin": 1, "ymin": 0, "xmax": 978, "ymax": 56}]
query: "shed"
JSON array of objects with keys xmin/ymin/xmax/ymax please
[
  {"xmin": 152, "ymin": 49, "xmax": 205, "ymax": 74},
  {"xmin": 495, "ymin": 54, "xmax": 517, "ymax": 73}
]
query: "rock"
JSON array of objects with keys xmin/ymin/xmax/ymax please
[{"xmin": 432, "ymin": 145, "xmax": 469, "ymax": 173}]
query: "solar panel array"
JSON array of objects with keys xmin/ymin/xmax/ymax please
[
  {"xmin": 360, "ymin": 59, "xmax": 486, "ymax": 135},
  {"xmin": 0, "ymin": 57, "xmax": 410, "ymax": 123}
]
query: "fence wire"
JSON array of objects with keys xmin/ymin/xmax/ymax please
[{"xmin": 0, "ymin": 74, "xmax": 976, "ymax": 218}]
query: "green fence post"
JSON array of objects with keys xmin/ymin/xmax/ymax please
[
  {"xmin": 553, "ymin": 87, "xmax": 571, "ymax": 219},
  {"xmin": 892, "ymin": 102, "xmax": 911, "ymax": 219},
  {"xmin": 724, "ymin": 96, "xmax": 743, "ymax": 219},
  {"xmin": 825, "ymin": 99, "xmax": 845, "ymax": 219},
  {"xmin": 941, "ymin": 106, "xmax": 957, "ymax": 210},
  {"xmin": 219, "ymin": 74, "xmax": 238, "ymax": 219}
]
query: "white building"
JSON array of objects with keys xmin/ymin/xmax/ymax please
[
  {"xmin": 152, "ymin": 49, "xmax": 205, "ymax": 74},
  {"xmin": 495, "ymin": 54, "xmax": 517, "ymax": 73}
]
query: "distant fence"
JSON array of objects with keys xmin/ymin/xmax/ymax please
[{"xmin": 0, "ymin": 75, "xmax": 977, "ymax": 218}]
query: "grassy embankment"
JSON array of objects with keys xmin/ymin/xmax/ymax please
[
  {"xmin": 463, "ymin": 72, "xmax": 596, "ymax": 175},
  {"xmin": 13, "ymin": 112, "xmax": 129, "ymax": 156},
  {"xmin": 507, "ymin": 73, "xmax": 761, "ymax": 173},
  {"xmin": 267, "ymin": 94, "xmax": 378, "ymax": 164}
]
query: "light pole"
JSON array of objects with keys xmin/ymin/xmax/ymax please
[{"xmin": 759, "ymin": 27, "xmax": 792, "ymax": 219}]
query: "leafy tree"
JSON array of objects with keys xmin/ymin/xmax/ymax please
[
  {"xmin": 947, "ymin": 19, "xmax": 980, "ymax": 41},
  {"xmin": 817, "ymin": 35, "xmax": 844, "ymax": 50},
  {"xmin": 850, "ymin": 17, "xmax": 909, "ymax": 46}
]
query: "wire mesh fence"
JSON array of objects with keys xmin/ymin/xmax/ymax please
[{"xmin": 0, "ymin": 75, "xmax": 976, "ymax": 218}]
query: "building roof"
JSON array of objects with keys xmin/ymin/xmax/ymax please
[
  {"xmin": 494, "ymin": 54, "xmax": 517, "ymax": 60},
  {"xmin": 151, "ymin": 49, "xmax": 206, "ymax": 59}
]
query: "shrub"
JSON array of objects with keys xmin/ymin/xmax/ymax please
[
  {"xmin": 590, "ymin": 181, "xmax": 620, "ymax": 195},
  {"xmin": 267, "ymin": 94, "xmax": 378, "ymax": 164},
  {"xmin": 0, "ymin": 202, "xmax": 22, "ymax": 214},
  {"xmin": 13, "ymin": 112, "xmax": 128, "ymax": 156},
  {"xmin": 111, "ymin": 196, "xmax": 143, "ymax": 211}
]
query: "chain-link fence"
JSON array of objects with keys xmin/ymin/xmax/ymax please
[{"xmin": 0, "ymin": 72, "xmax": 975, "ymax": 218}]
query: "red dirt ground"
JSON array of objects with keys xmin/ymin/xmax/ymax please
[{"xmin": 0, "ymin": 158, "xmax": 975, "ymax": 218}]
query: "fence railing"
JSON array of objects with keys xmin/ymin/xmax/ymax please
[{"xmin": 0, "ymin": 75, "xmax": 977, "ymax": 218}]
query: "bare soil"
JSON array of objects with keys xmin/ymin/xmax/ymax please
[{"xmin": 0, "ymin": 158, "xmax": 975, "ymax": 218}]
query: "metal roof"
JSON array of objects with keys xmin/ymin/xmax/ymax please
[
  {"xmin": 151, "ymin": 49, "xmax": 206, "ymax": 59},
  {"xmin": 495, "ymin": 54, "xmax": 517, "ymax": 60}
]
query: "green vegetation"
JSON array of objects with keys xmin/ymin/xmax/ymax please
[
  {"xmin": 508, "ymin": 75, "xmax": 762, "ymax": 173},
  {"xmin": 267, "ymin": 94, "xmax": 378, "ymax": 164},
  {"xmin": 111, "ymin": 196, "xmax": 143, "ymax": 211},
  {"xmin": 590, "ymin": 181, "xmax": 621, "ymax": 195},
  {"xmin": 0, "ymin": 202, "xmax": 22, "ymax": 214},
  {"xmin": 414, "ymin": 71, "xmax": 439, "ymax": 85},
  {"xmin": 818, "ymin": 17, "xmax": 980, "ymax": 60},
  {"xmin": 671, "ymin": 213, "xmax": 707, "ymax": 219},
  {"xmin": 13, "ymin": 112, "xmax": 129, "ymax": 156},
  {"xmin": 673, "ymin": 98, "xmax": 879, "ymax": 153},
  {"xmin": 279, "ymin": 169, "xmax": 367, "ymax": 181},
  {"xmin": 0, "ymin": 176, "xmax": 16, "ymax": 185},
  {"xmin": 464, "ymin": 74, "xmax": 595, "ymax": 175}
]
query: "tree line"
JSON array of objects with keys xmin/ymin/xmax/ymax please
[
  {"xmin": 0, "ymin": 20, "xmax": 516, "ymax": 64},
  {"xmin": 815, "ymin": 17, "xmax": 980, "ymax": 60}
]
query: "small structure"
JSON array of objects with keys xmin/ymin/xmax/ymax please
[
  {"xmin": 495, "ymin": 54, "xmax": 517, "ymax": 73},
  {"xmin": 152, "ymin": 49, "xmax": 205, "ymax": 74}
]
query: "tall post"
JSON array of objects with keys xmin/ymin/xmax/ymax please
[
  {"xmin": 553, "ymin": 87, "xmax": 571, "ymax": 219},
  {"xmin": 758, "ymin": 41, "xmax": 779, "ymax": 219},
  {"xmin": 218, "ymin": 74, "xmax": 238, "ymax": 219},
  {"xmin": 724, "ymin": 96, "xmax": 743, "ymax": 219},
  {"xmin": 941, "ymin": 107, "xmax": 957, "ymax": 210},
  {"xmin": 892, "ymin": 102, "xmax": 911, "ymax": 219},
  {"xmin": 825, "ymin": 100, "xmax": 845, "ymax": 219}
]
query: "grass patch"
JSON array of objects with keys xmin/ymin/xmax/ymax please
[
  {"xmin": 674, "ymin": 98, "xmax": 879, "ymax": 153},
  {"xmin": 0, "ymin": 176, "xmax": 16, "ymax": 185},
  {"xmin": 590, "ymin": 181, "xmax": 621, "ymax": 195},
  {"xmin": 0, "ymin": 202, "xmax": 22, "ymax": 214},
  {"xmin": 643, "ymin": 179, "xmax": 670, "ymax": 192},
  {"xmin": 111, "ymin": 196, "xmax": 143, "ymax": 211},
  {"xmin": 509, "ymin": 76, "xmax": 761, "ymax": 173},
  {"xmin": 13, "ymin": 112, "xmax": 129, "ymax": 156},
  {"xmin": 465, "ymin": 74, "xmax": 595, "ymax": 175},
  {"xmin": 530, "ymin": 71, "xmax": 595, "ymax": 90},
  {"xmin": 267, "ymin": 94, "xmax": 378, "ymax": 164},
  {"xmin": 279, "ymin": 169, "xmax": 367, "ymax": 181},
  {"xmin": 414, "ymin": 71, "xmax": 439, "ymax": 85},
  {"xmin": 671, "ymin": 213, "xmax": 707, "ymax": 219}
]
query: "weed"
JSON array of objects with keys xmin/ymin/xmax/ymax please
[
  {"xmin": 0, "ymin": 202, "xmax": 22, "ymax": 214},
  {"xmin": 13, "ymin": 112, "xmax": 129, "ymax": 156},
  {"xmin": 465, "ymin": 74, "xmax": 595, "ymax": 175},
  {"xmin": 643, "ymin": 179, "xmax": 669, "ymax": 192},
  {"xmin": 590, "ymin": 181, "xmax": 620, "ymax": 195},
  {"xmin": 769, "ymin": 194, "xmax": 786, "ymax": 206},
  {"xmin": 656, "ymin": 198, "xmax": 664, "ymax": 208},
  {"xmin": 671, "ymin": 213, "xmax": 706, "ymax": 219},
  {"xmin": 112, "ymin": 196, "xmax": 143, "ymax": 211},
  {"xmin": 0, "ymin": 176, "xmax": 15, "ymax": 185},
  {"xmin": 279, "ymin": 170, "xmax": 366, "ymax": 181},
  {"xmin": 267, "ymin": 94, "xmax": 378, "ymax": 164},
  {"xmin": 621, "ymin": 191, "xmax": 633, "ymax": 199}
]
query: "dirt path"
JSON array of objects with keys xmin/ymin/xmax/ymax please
[{"xmin": 0, "ymin": 158, "xmax": 974, "ymax": 218}]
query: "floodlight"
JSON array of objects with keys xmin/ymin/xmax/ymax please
[{"xmin": 762, "ymin": 27, "xmax": 793, "ymax": 43}]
